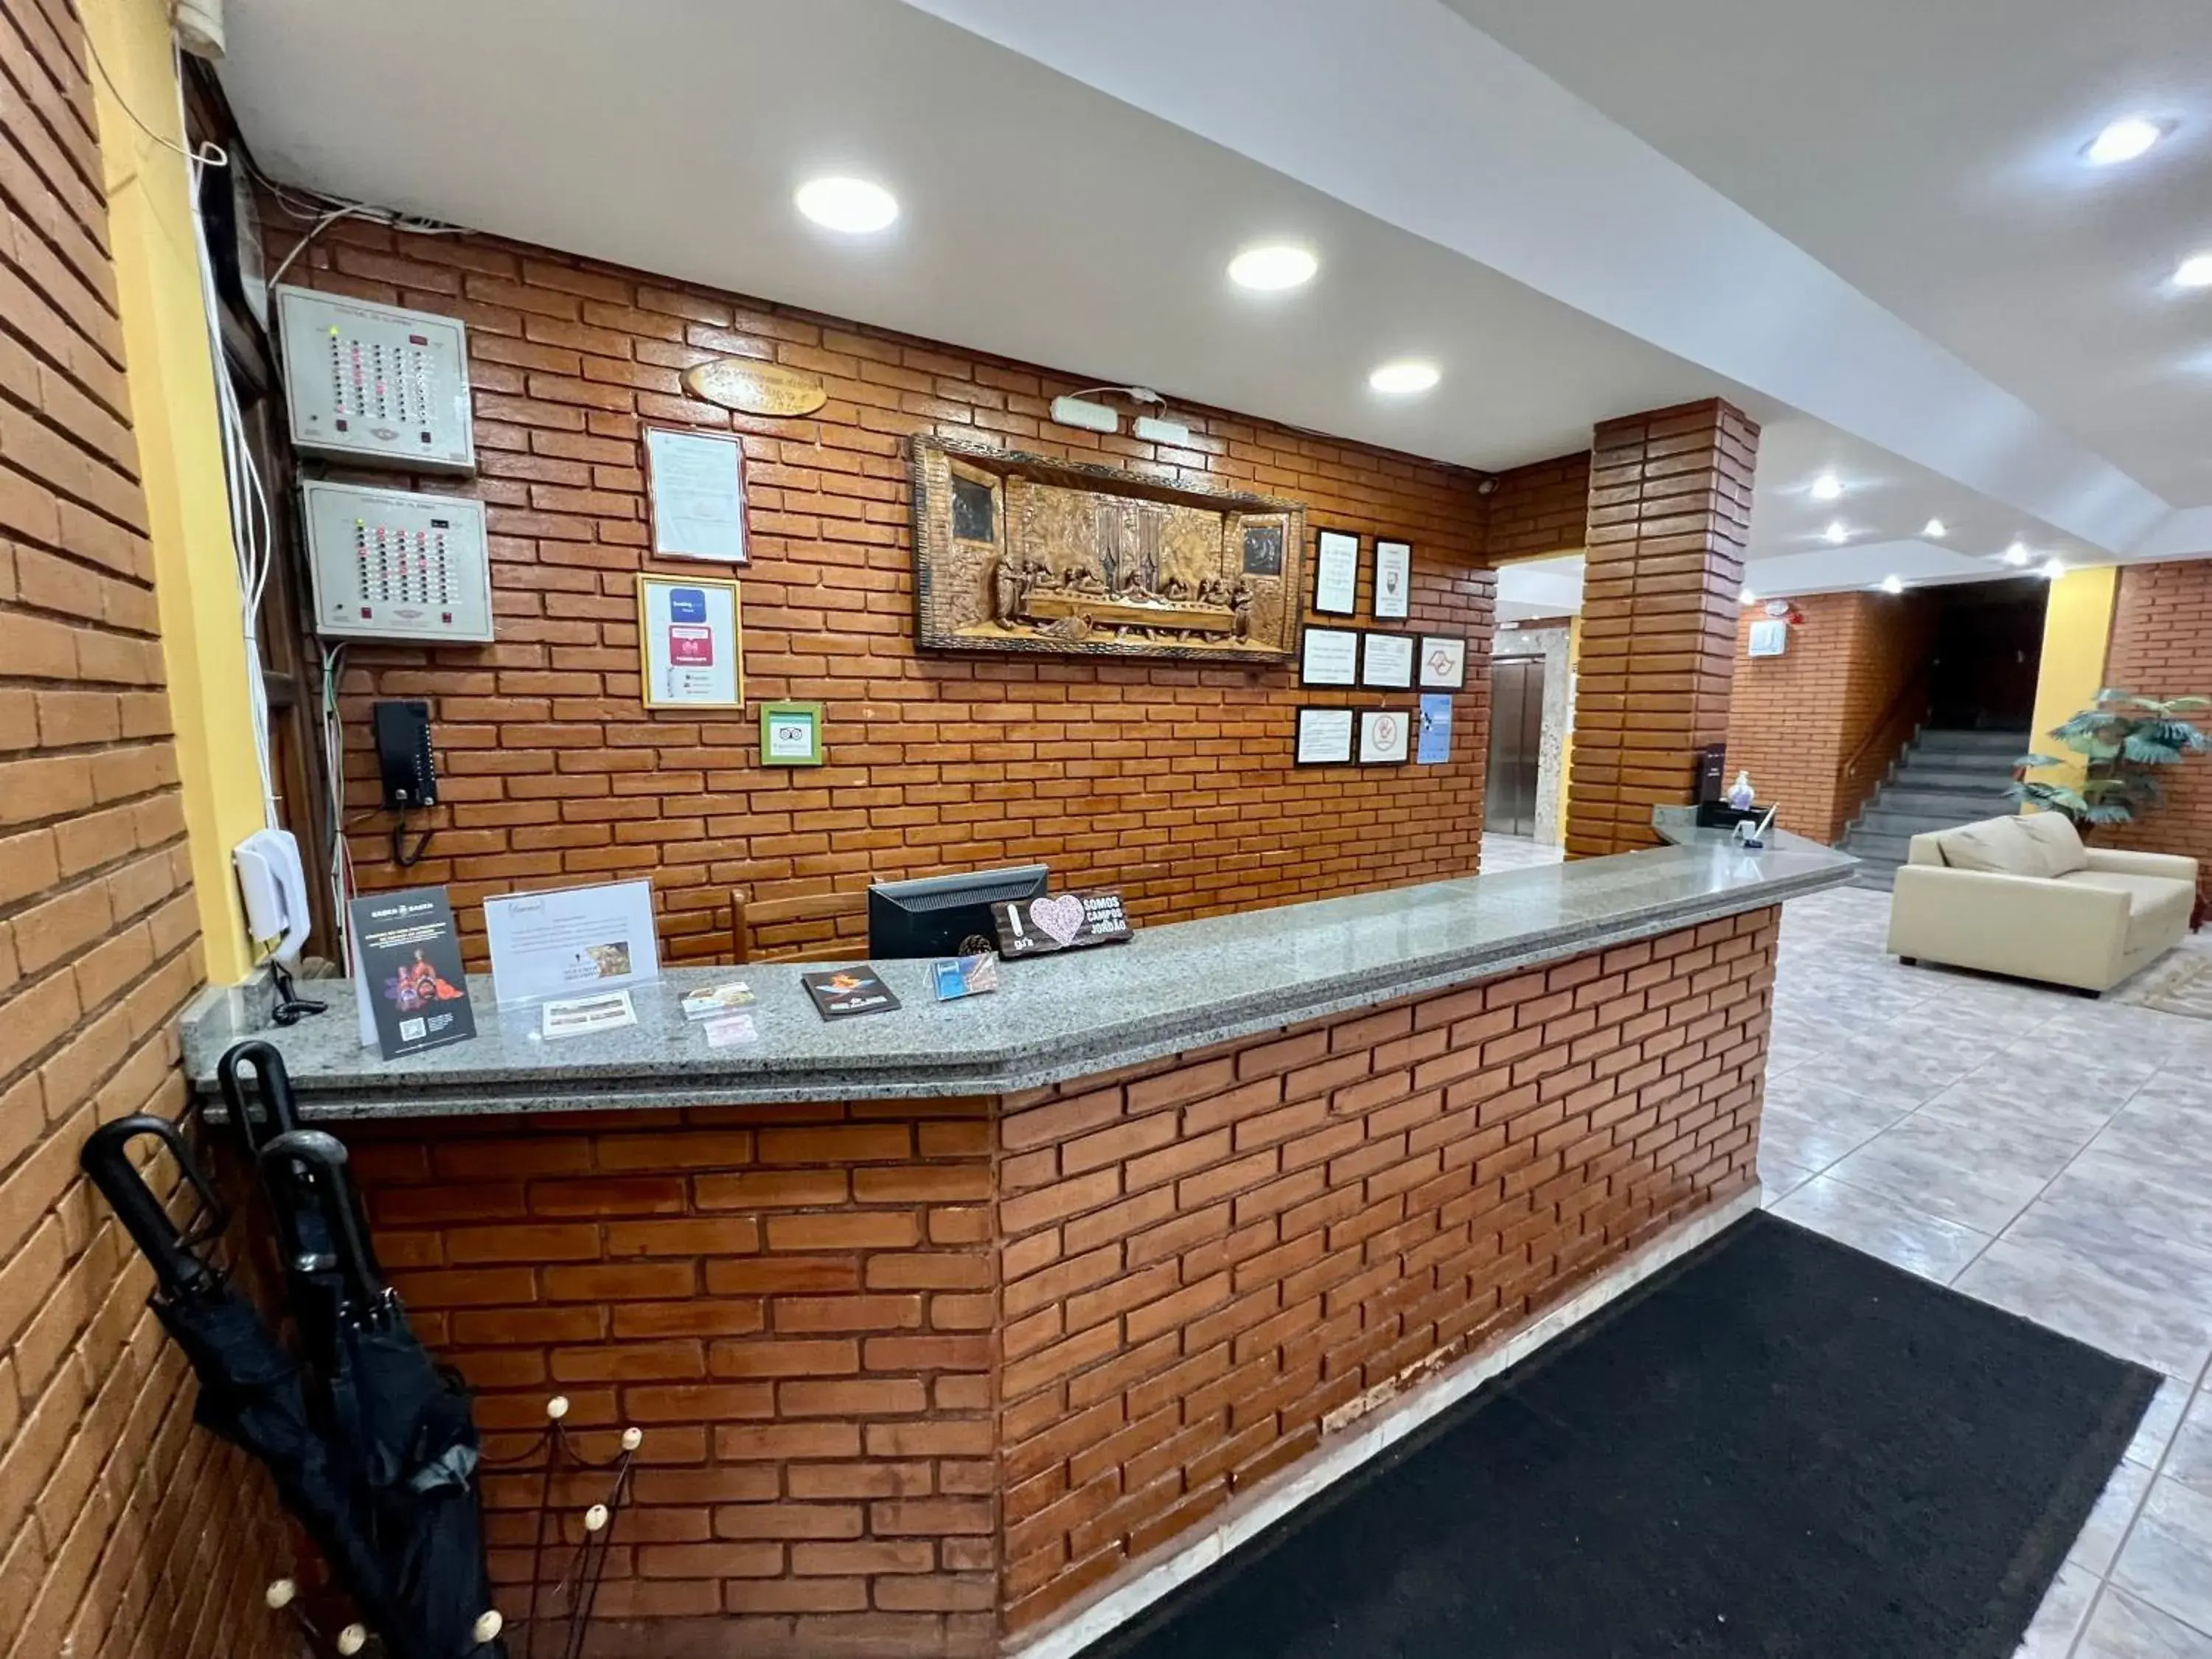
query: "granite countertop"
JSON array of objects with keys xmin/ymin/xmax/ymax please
[{"xmin": 181, "ymin": 824, "xmax": 1854, "ymax": 1119}]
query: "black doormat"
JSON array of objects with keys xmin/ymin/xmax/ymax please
[{"xmin": 1082, "ymin": 1212, "xmax": 2157, "ymax": 1659}]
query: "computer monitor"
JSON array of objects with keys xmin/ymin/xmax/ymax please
[{"xmin": 868, "ymin": 864, "xmax": 1049, "ymax": 960}]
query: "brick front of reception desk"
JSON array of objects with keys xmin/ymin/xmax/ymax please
[{"xmin": 346, "ymin": 908, "xmax": 1778, "ymax": 1657}]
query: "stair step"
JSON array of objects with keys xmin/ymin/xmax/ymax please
[
  {"xmin": 1876, "ymin": 787, "xmax": 2017, "ymax": 823},
  {"xmin": 1913, "ymin": 729, "xmax": 2031, "ymax": 754},
  {"xmin": 1854, "ymin": 807, "xmax": 1997, "ymax": 838},
  {"xmin": 1889, "ymin": 763, "xmax": 2019, "ymax": 790},
  {"xmin": 1838, "ymin": 830, "xmax": 1919, "ymax": 861}
]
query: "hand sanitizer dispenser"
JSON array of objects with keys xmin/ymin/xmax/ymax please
[{"xmin": 234, "ymin": 829, "xmax": 312, "ymax": 964}]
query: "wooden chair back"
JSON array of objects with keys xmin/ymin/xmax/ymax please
[{"xmin": 730, "ymin": 888, "xmax": 869, "ymax": 964}]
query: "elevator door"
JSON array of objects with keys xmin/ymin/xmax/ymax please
[{"xmin": 1486, "ymin": 656, "xmax": 1545, "ymax": 838}]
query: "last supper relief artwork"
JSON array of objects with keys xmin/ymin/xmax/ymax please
[{"xmin": 908, "ymin": 435, "xmax": 1307, "ymax": 664}]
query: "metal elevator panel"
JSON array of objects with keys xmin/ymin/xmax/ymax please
[{"xmin": 1486, "ymin": 655, "xmax": 1545, "ymax": 838}]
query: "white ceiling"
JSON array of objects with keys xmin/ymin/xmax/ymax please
[
  {"xmin": 215, "ymin": 0, "xmax": 2212, "ymax": 591},
  {"xmin": 1445, "ymin": 0, "xmax": 2212, "ymax": 509}
]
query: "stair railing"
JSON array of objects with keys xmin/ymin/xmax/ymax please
[{"xmin": 1836, "ymin": 664, "xmax": 1935, "ymax": 837}]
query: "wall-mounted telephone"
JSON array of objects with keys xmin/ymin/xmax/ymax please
[
  {"xmin": 234, "ymin": 827, "xmax": 311, "ymax": 964},
  {"xmin": 372, "ymin": 699, "xmax": 438, "ymax": 810}
]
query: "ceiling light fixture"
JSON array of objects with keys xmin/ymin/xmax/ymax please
[
  {"xmin": 2175, "ymin": 253, "xmax": 2212, "ymax": 289},
  {"xmin": 1227, "ymin": 244, "xmax": 1318, "ymax": 291},
  {"xmin": 2041, "ymin": 558, "xmax": 2067, "ymax": 580},
  {"xmin": 1824, "ymin": 521, "xmax": 1850, "ymax": 545},
  {"xmin": 1741, "ymin": 590, "xmax": 1759, "ymax": 606},
  {"xmin": 1921, "ymin": 518, "xmax": 1947, "ymax": 538},
  {"xmin": 794, "ymin": 176, "xmax": 900, "ymax": 234},
  {"xmin": 1879, "ymin": 575, "xmax": 1905, "ymax": 595},
  {"xmin": 1368, "ymin": 361, "xmax": 1441, "ymax": 395},
  {"xmin": 2084, "ymin": 116, "xmax": 2166, "ymax": 165},
  {"xmin": 1809, "ymin": 473, "xmax": 1843, "ymax": 501},
  {"xmin": 2001, "ymin": 541, "xmax": 2031, "ymax": 566}
]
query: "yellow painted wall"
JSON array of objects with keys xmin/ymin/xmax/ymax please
[
  {"xmin": 84, "ymin": 0, "xmax": 262, "ymax": 981},
  {"xmin": 2023, "ymin": 565, "xmax": 2119, "ymax": 804}
]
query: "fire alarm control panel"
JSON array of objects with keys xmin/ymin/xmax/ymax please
[
  {"xmin": 276, "ymin": 286, "xmax": 475, "ymax": 473},
  {"xmin": 301, "ymin": 480, "xmax": 493, "ymax": 644}
]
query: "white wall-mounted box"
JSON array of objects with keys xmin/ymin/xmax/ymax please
[
  {"xmin": 276, "ymin": 286, "xmax": 475, "ymax": 473},
  {"xmin": 301, "ymin": 480, "xmax": 493, "ymax": 644}
]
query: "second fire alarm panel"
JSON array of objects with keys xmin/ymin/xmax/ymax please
[
  {"xmin": 301, "ymin": 480, "xmax": 493, "ymax": 644},
  {"xmin": 276, "ymin": 286, "xmax": 475, "ymax": 473}
]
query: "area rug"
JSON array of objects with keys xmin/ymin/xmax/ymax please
[
  {"xmin": 2116, "ymin": 937, "xmax": 2212, "ymax": 1020},
  {"xmin": 1082, "ymin": 1212, "xmax": 2157, "ymax": 1659}
]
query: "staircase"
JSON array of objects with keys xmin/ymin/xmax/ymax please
[{"xmin": 1837, "ymin": 728, "xmax": 2028, "ymax": 890}]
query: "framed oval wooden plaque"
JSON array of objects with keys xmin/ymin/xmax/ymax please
[{"xmin": 682, "ymin": 358, "xmax": 828, "ymax": 417}]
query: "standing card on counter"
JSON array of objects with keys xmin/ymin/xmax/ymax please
[
  {"xmin": 349, "ymin": 887, "xmax": 476, "ymax": 1059},
  {"xmin": 993, "ymin": 891, "xmax": 1133, "ymax": 959},
  {"xmin": 482, "ymin": 878, "xmax": 661, "ymax": 1009},
  {"xmin": 931, "ymin": 953, "xmax": 1001, "ymax": 1001},
  {"xmin": 802, "ymin": 967, "xmax": 902, "ymax": 1020}
]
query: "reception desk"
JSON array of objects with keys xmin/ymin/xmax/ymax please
[{"xmin": 183, "ymin": 822, "xmax": 1852, "ymax": 1658}]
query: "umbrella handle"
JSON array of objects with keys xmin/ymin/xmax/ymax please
[
  {"xmin": 258, "ymin": 1130, "xmax": 389, "ymax": 1312},
  {"xmin": 217, "ymin": 1039, "xmax": 304, "ymax": 1157},
  {"xmin": 79, "ymin": 1115, "xmax": 227, "ymax": 1300}
]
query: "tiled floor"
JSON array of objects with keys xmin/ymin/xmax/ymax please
[{"xmin": 1481, "ymin": 832, "xmax": 2212, "ymax": 1654}]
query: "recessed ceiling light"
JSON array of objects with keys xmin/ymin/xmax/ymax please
[
  {"xmin": 2175, "ymin": 253, "xmax": 2212, "ymax": 289},
  {"xmin": 1741, "ymin": 590, "xmax": 1759, "ymax": 606},
  {"xmin": 1823, "ymin": 521, "xmax": 1850, "ymax": 545},
  {"xmin": 2001, "ymin": 541, "xmax": 2031, "ymax": 566},
  {"xmin": 1809, "ymin": 473, "xmax": 1843, "ymax": 501},
  {"xmin": 1227, "ymin": 244, "xmax": 1318, "ymax": 291},
  {"xmin": 1921, "ymin": 518, "xmax": 1947, "ymax": 538},
  {"xmin": 1879, "ymin": 574, "xmax": 1905, "ymax": 595},
  {"xmin": 2084, "ymin": 117, "xmax": 2166, "ymax": 165},
  {"xmin": 794, "ymin": 176, "xmax": 899, "ymax": 234},
  {"xmin": 2041, "ymin": 558, "xmax": 2066, "ymax": 580},
  {"xmin": 1368, "ymin": 361, "xmax": 1440, "ymax": 395}
]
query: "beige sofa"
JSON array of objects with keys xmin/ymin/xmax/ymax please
[{"xmin": 1888, "ymin": 813, "xmax": 2199, "ymax": 995}]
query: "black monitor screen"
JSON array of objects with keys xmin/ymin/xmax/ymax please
[{"xmin": 868, "ymin": 865, "xmax": 1049, "ymax": 960}]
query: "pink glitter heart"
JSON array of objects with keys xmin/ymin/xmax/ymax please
[{"xmin": 1029, "ymin": 894, "xmax": 1085, "ymax": 947}]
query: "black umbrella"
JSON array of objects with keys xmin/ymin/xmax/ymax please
[
  {"xmin": 219, "ymin": 1040, "xmax": 364, "ymax": 1377},
  {"xmin": 78, "ymin": 1116, "xmax": 403, "ymax": 1644},
  {"xmin": 262, "ymin": 1129, "xmax": 507, "ymax": 1659}
]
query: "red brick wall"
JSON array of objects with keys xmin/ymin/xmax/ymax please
[
  {"xmin": 351, "ymin": 1100, "xmax": 1000, "ymax": 1658},
  {"xmin": 1485, "ymin": 451, "xmax": 1590, "ymax": 561},
  {"xmin": 2103, "ymin": 558, "xmax": 2212, "ymax": 879},
  {"xmin": 994, "ymin": 908, "xmax": 1776, "ymax": 1634},
  {"xmin": 267, "ymin": 218, "xmax": 1495, "ymax": 967},
  {"xmin": 1726, "ymin": 591, "xmax": 1937, "ymax": 842},
  {"xmin": 1568, "ymin": 401, "xmax": 1760, "ymax": 856},
  {"xmin": 333, "ymin": 911, "xmax": 1775, "ymax": 1656},
  {"xmin": 0, "ymin": 5, "xmax": 285, "ymax": 1657}
]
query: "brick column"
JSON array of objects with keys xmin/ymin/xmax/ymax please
[{"xmin": 1565, "ymin": 399, "xmax": 1760, "ymax": 857}]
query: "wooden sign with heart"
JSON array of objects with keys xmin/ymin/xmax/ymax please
[{"xmin": 992, "ymin": 889, "xmax": 1134, "ymax": 959}]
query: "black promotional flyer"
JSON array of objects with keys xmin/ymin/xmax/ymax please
[{"xmin": 349, "ymin": 887, "xmax": 477, "ymax": 1059}]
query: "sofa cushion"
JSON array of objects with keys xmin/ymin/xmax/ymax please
[
  {"xmin": 2011, "ymin": 811, "xmax": 2090, "ymax": 877},
  {"xmin": 2057, "ymin": 870, "xmax": 2196, "ymax": 937},
  {"xmin": 1932, "ymin": 818, "xmax": 2042, "ymax": 876}
]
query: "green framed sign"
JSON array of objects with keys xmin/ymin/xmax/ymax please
[{"xmin": 759, "ymin": 700, "xmax": 825, "ymax": 767}]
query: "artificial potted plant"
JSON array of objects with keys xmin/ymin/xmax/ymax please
[{"xmin": 2010, "ymin": 689, "xmax": 2210, "ymax": 831}]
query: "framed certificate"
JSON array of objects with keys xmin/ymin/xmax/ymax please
[
  {"xmin": 1359, "ymin": 708, "xmax": 1411, "ymax": 765},
  {"xmin": 637, "ymin": 574, "xmax": 744, "ymax": 709},
  {"xmin": 1418, "ymin": 634, "xmax": 1469, "ymax": 690},
  {"xmin": 1300, "ymin": 626, "xmax": 1360, "ymax": 686},
  {"xmin": 1313, "ymin": 528, "xmax": 1360, "ymax": 616},
  {"xmin": 1361, "ymin": 631, "xmax": 1415, "ymax": 689},
  {"xmin": 1374, "ymin": 540, "xmax": 1411, "ymax": 620},
  {"xmin": 1294, "ymin": 706, "xmax": 1355, "ymax": 766},
  {"xmin": 644, "ymin": 427, "xmax": 748, "ymax": 564}
]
